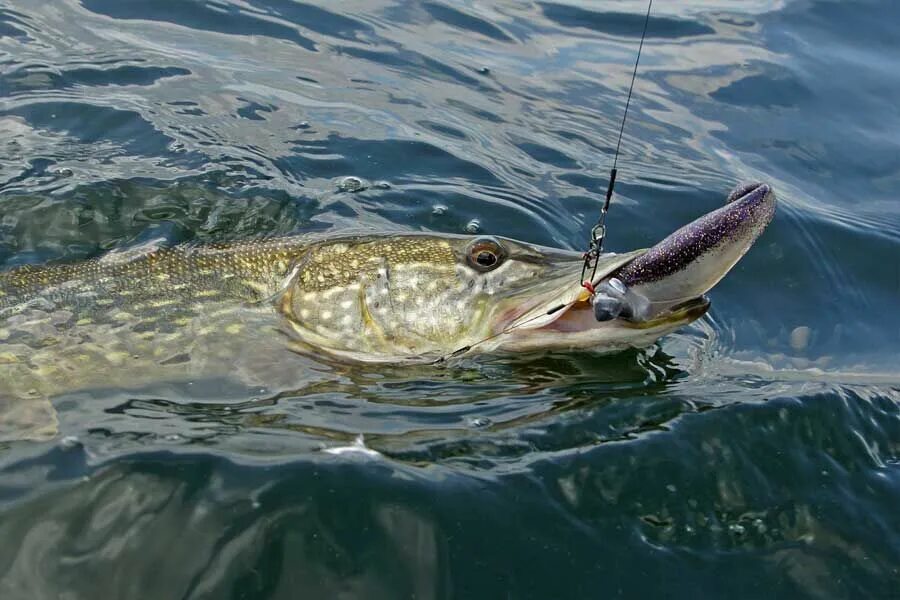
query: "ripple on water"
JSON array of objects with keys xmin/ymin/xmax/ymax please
[
  {"xmin": 538, "ymin": 3, "xmax": 716, "ymax": 39},
  {"xmin": 80, "ymin": 0, "xmax": 319, "ymax": 51},
  {"xmin": 1, "ymin": 0, "xmax": 900, "ymax": 595}
]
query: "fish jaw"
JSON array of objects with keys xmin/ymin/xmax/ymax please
[{"xmin": 484, "ymin": 279, "xmax": 709, "ymax": 355}]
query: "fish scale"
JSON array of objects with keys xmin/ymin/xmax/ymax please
[{"xmin": 0, "ymin": 238, "xmax": 311, "ymax": 439}]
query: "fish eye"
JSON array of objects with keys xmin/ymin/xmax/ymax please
[
  {"xmin": 466, "ymin": 237, "xmax": 505, "ymax": 272},
  {"xmin": 476, "ymin": 251, "xmax": 497, "ymax": 267}
]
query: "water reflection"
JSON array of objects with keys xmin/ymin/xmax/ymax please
[
  {"xmin": 0, "ymin": 450, "xmax": 451, "ymax": 599},
  {"xmin": 43, "ymin": 342, "xmax": 708, "ymax": 466}
]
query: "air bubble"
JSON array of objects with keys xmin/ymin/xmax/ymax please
[
  {"xmin": 790, "ymin": 326, "xmax": 811, "ymax": 351},
  {"xmin": 338, "ymin": 176, "xmax": 367, "ymax": 193},
  {"xmin": 432, "ymin": 204, "xmax": 447, "ymax": 216},
  {"xmin": 469, "ymin": 416, "xmax": 492, "ymax": 428},
  {"xmin": 465, "ymin": 219, "xmax": 481, "ymax": 233}
]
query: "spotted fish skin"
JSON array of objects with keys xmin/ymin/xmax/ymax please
[
  {"xmin": 0, "ymin": 232, "xmax": 575, "ymax": 409},
  {"xmin": 279, "ymin": 236, "xmax": 528, "ymax": 358},
  {"xmin": 0, "ymin": 238, "xmax": 302, "ymax": 317},
  {"xmin": 0, "ymin": 238, "xmax": 308, "ymax": 427}
]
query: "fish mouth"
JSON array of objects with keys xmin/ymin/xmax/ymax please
[
  {"xmin": 498, "ymin": 252, "xmax": 637, "ymax": 333},
  {"xmin": 498, "ymin": 182, "xmax": 774, "ymax": 341}
]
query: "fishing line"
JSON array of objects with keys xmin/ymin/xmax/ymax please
[
  {"xmin": 581, "ymin": 0, "xmax": 653, "ymax": 286},
  {"xmin": 437, "ymin": 1, "xmax": 654, "ymax": 363}
]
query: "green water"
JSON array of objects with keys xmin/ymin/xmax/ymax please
[{"xmin": 1, "ymin": 1, "xmax": 898, "ymax": 598}]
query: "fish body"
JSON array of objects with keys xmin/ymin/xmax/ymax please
[
  {"xmin": 0, "ymin": 238, "xmax": 306, "ymax": 439},
  {"xmin": 0, "ymin": 183, "xmax": 776, "ymax": 440}
]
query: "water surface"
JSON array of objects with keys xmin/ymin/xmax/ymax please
[{"xmin": 1, "ymin": 0, "xmax": 899, "ymax": 598}]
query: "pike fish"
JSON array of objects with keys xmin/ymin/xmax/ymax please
[{"xmin": 0, "ymin": 182, "xmax": 775, "ymax": 441}]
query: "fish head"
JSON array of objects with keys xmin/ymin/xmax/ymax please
[
  {"xmin": 280, "ymin": 233, "xmax": 583, "ymax": 359},
  {"xmin": 280, "ymin": 183, "xmax": 775, "ymax": 361}
]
